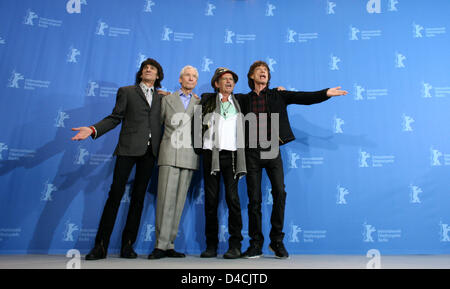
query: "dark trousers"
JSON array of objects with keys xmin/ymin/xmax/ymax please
[
  {"xmin": 95, "ymin": 145, "xmax": 155, "ymax": 250},
  {"xmin": 203, "ymin": 150, "xmax": 243, "ymax": 250},
  {"xmin": 245, "ymin": 149, "xmax": 286, "ymax": 248}
]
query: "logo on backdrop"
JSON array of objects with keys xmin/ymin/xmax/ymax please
[
  {"xmin": 329, "ymin": 54, "xmax": 341, "ymax": 70},
  {"xmin": 41, "ymin": 181, "xmax": 57, "ymax": 202},
  {"xmin": 288, "ymin": 223, "xmax": 302, "ymax": 243},
  {"xmin": 422, "ymin": 82, "xmax": 432, "ymax": 98},
  {"xmin": 23, "ymin": 9, "xmax": 62, "ymax": 28},
  {"xmin": 201, "ymin": 56, "xmax": 213, "ymax": 72},
  {"xmin": 0, "ymin": 228, "xmax": 22, "ymax": 242},
  {"xmin": 67, "ymin": 46, "xmax": 80, "ymax": 63},
  {"xmin": 421, "ymin": 82, "xmax": 450, "ymax": 98},
  {"xmin": 121, "ymin": 185, "xmax": 131, "ymax": 203},
  {"xmin": 224, "ymin": 29, "xmax": 235, "ymax": 44},
  {"xmin": 205, "ymin": 2, "xmax": 216, "ymax": 16},
  {"xmin": 402, "ymin": 114, "xmax": 414, "ymax": 132},
  {"xmin": 334, "ymin": 116, "xmax": 344, "ymax": 134},
  {"xmin": 409, "ymin": 184, "xmax": 422, "ymax": 204},
  {"xmin": 63, "ymin": 221, "xmax": 79, "ymax": 242},
  {"xmin": 0, "ymin": 36, "xmax": 5, "ymax": 44},
  {"xmin": 363, "ymin": 222, "xmax": 376, "ymax": 242},
  {"xmin": 96, "ymin": 20, "xmax": 109, "ymax": 35},
  {"xmin": 354, "ymin": 84, "xmax": 365, "ymax": 100},
  {"xmin": 336, "ymin": 185, "xmax": 349, "ymax": 204},
  {"xmin": 219, "ymin": 214, "xmax": 229, "ymax": 243},
  {"xmin": 439, "ymin": 221, "xmax": 450, "ymax": 242},
  {"xmin": 85, "ymin": 81, "xmax": 117, "ymax": 98},
  {"xmin": 286, "ymin": 28, "xmax": 318, "ymax": 43},
  {"xmin": 359, "ymin": 149, "xmax": 371, "ymax": 167},
  {"xmin": 349, "ymin": 26, "xmax": 382, "ymax": 40},
  {"xmin": 144, "ymin": 0, "xmax": 155, "ymax": 12},
  {"xmin": 7, "ymin": 70, "xmax": 24, "ymax": 88},
  {"xmin": 349, "ymin": 26, "xmax": 360, "ymax": 40},
  {"xmin": 0, "ymin": 143, "xmax": 8, "ymax": 160},
  {"xmin": 395, "ymin": 52, "xmax": 406, "ymax": 68},
  {"xmin": 23, "ymin": 9, "xmax": 38, "ymax": 26},
  {"xmin": 95, "ymin": 20, "xmax": 129, "ymax": 37},
  {"xmin": 161, "ymin": 26, "xmax": 193, "ymax": 42},
  {"xmin": 161, "ymin": 26, "xmax": 173, "ymax": 40},
  {"xmin": 265, "ymin": 185, "xmax": 273, "ymax": 205},
  {"xmin": 326, "ymin": 1, "xmax": 336, "ymax": 14},
  {"xmin": 353, "ymin": 83, "xmax": 388, "ymax": 100},
  {"xmin": 66, "ymin": 0, "xmax": 87, "ymax": 14},
  {"xmin": 413, "ymin": 22, "xmax": 446, "ymax": 38},
  {"xmin": 136, "ymin": 52, "xmax": 147, "ymax": 68},
  {"xmin": 195, "ymin": 187, "xmax": 205, "ymax": 205},
  {"xmin": 359, "ymin": 149, "xmax": 395, "ymax": 167},
  {"xmin": 7, "ymin": 70, "xmax": 50, "ymax": 90},
  {"xmin": 413, "ymin": 22, "xmax": 424, "ymax": 38},
  {"xmin": 55, "ymin": 109, "xmax": 70, "ymax": 128},
  {"xmin": 143, "ymin": 224, "xmax": 156, "ymax": 241},
  {"xmin": 74, "ymin": 147, "xmax": 89, "ymax": 165},
  {"xmin": 430, "ymin": 147, "xmax": 445, "ymax": 166},
  {"xmin": 266, "ymin": 57, "xmax": 276, "ymax": 72},
  {"xmin": 288, "ymin": 222, "xmax": 327, "ymax": 243},
  {"xmin": 224, "ymin": 29, "xmax": 255, "ymax": 44},
  {"xmin": 286, "ymin": 28, "xmax": 297, "ymax": 43},
  {"xmin": 265, "ymin": 2, "xmax": 276, "ymax": 16},
  {"xmin": 86, "ymin": 81, "xmax": 99, "ymax": 96},
  {"xmin": 287, "ymin": 149, "xmax": 300, "ymax": 169},
  {"xmin": 388, "ymin": 0, "xmax": 399, "ymax": 11},
  {"xmin": 363, "ymin": 222, "xmax": 401, "ymax": 242}
]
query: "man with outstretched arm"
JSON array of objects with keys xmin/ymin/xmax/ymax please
[{"xmin": 236, "ymin": 60, "xmax": 348, "ymax": 259}]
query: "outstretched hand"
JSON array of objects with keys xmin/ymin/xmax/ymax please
[
  {"xmin": 71, "ymin": 127, "xmax": 92, "ymax": 141},
  {"xmin": 157, "ymin": 89, "xmax": 171, "ymax": 96},
  {"xmin": 327, "ymin": 86, "xmax": 348, "ymax": 97}
]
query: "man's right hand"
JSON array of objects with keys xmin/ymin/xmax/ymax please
[{"xmin": 71, "ymin": 127, "xmax": 93, "ymax": 141}]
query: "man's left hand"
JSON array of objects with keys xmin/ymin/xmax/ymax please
[
  {"xmin": 157, "ymin": 90, "xmax": 171, "ymax": 96},
  {"xmin": 327, "ymin": 86, "xmax": 348, "ymax": 97}
]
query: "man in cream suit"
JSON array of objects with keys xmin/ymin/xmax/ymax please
[{"xmin": 148, "ymin": 65, "xmax": 200, "ymax": 259}]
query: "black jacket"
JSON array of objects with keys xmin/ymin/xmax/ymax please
[
  {"xmin": 235, "ymin": 88, "xmax": 330, "ymax": 146},
  {"xmin": 192, "ymin": 92, "xmax": 213, "ymax": 155},
  {"xmin": 92, "ymin": 85, "xmax": 162, "ymax": 157}
]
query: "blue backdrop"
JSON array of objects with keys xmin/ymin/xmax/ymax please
[{"xmin": 1, "ymin": 0, "xmax": 450, "ymax": 255}]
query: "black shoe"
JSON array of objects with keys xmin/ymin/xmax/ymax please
[
  {"xmin": 269, "ymin": 242, "xmax": 289, "ymax": 259},
  {"xmin": 85, "ymin": 243, "xmax": 107, "ymax": 261},
  {"xmin": 223, "ymin": 247, "xmax": 241, "ymax": 259},
  {"xmin": 120, "ymin": 244, "xmax": 138, "ymax": 259},
  {"xmin": 148, "ymin": 248, "xmax": 166, "ymax": 260},
  {"xmin": 241, "ymin": 246, "xmax": 263, "ymax": 259},
  {"xmin": 200, "ymin": 247, "xmax": 217, "ymax": 258},
  {"xmin": 166, "ymin": 249, "xmax": 186, "ymax": 258}
]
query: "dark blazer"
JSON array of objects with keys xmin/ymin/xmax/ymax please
[
  {"xmin": 235, "ymin": 88, "xmax": 330, "ymax": 146},
  {"xmin": 191, "ymin": 92, "xmax": 223, "ymax": 155},
  {"xmin": 92, "ymin": 85, "xmax": 162, "ymax": 157}
]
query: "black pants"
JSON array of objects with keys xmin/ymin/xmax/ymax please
[
  {"xmin": 203, "ymin": 150, "xmax": 243, "ymax": 250},
  {"xmin": 245, "ymin": 149, "xmax": 286, "ymax": 248},
  {"xmin": 94, "ymin": 145, "xmax": 155, "ymax": 250}
]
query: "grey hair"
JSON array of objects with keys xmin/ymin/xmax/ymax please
[{"xmin": 179, "ymin": 65, "xmax": 199, "ymax": 79}]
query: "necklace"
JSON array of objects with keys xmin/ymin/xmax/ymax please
[{"xmin": 221, "ymin": 101, "xmax": 233, "ymax": 118}]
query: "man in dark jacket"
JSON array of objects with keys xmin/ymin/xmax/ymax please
[
  {"xmin": 71, "ymin": 58, "xmax": 164, "ymax": 260},
  {"xmin": 193, "ymin": 67, "xmax": 246, "ymax": 259},
  {"xmin": 236, "ymin": 60, "xmax": 347, "ymax": 259}
]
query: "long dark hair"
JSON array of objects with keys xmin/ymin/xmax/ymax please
[
  {"xmin": 247, "ymin": 60, "xmax": 271, "ymax": 91},
  {"xmin": 135, "ymin": 58, "xmax": 164, "ymax": 88}
]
